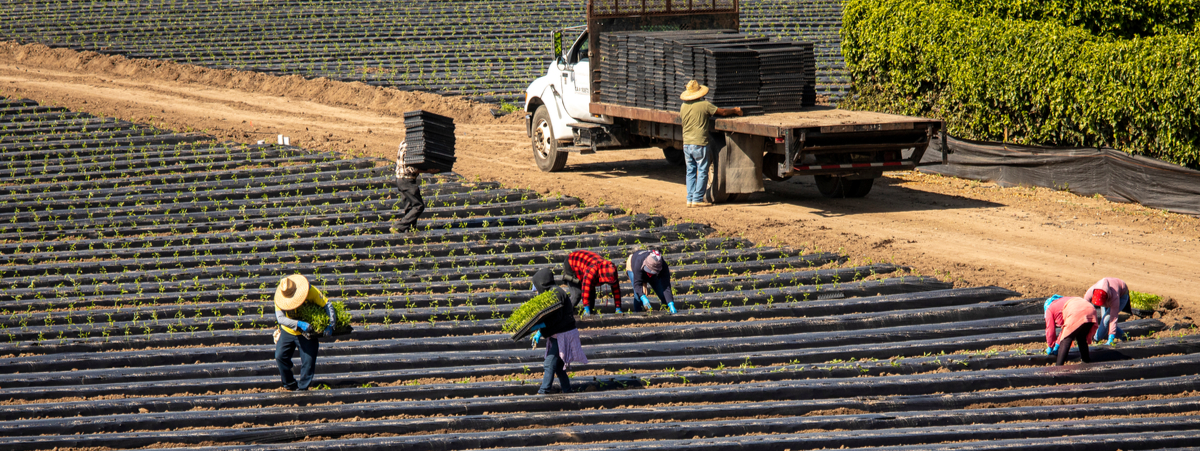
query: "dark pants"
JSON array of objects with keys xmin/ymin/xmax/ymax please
[
  {"xmin": 276, "ymin": 331, "xmax": 319, "ymax": 390},
  {"xmin": 394, "ymin": 177, "xmax": 425, "ymax": 232},
  {"xmin": 539, "ymin": 337, "xmax": 571, "ymax": 394},
  {"xmin": 627, "ymin": 270, "xmax": 671, "ymax": 312},
  {"xmin": 1056, "ymin": 322, "xmax": 1094, "ymax": 366}
]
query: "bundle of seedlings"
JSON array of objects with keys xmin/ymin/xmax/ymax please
[
  {"xmin": 503, "ymin": 290, "xmax": 563, "ymax": 341},
  {"xmin": 296, "ymin": 300, "xmax": 354, "ymax": 337},
  {"xmin": 1130, "ymin": 291, "xmax": 1162, "ymax": 317}
]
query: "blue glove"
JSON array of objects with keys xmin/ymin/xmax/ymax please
[
  {"xmin": 1045, "ymin": 346, "xmax": 1054, "ymax": 355},
  {"xmin": 324, "ymin": 325, "xmax": 334, "ymax": 337},
  {"xmin": 640, "ymin": 295, "xmax": 652, "ymax": 312},
  {"xmin": 582, "ymin": 306, "xmax": 591, "ymax": 316},
  {"xmin": 531, "ymin": 330, "xmax": 542, "ymax": 348},
  {"xmin": 1107, "ymin": 334, "xmax": 1115, "ymax": 346},
  {"xmin": 615, "ymin": 308, "xmax": 623, "ymax": 314},
  {"xmin": 667, "ymin": 302, "xmax": 677, "ymax": 314},
  {"xmin": 296, "ymin": 321, "xmax": 311, "ymax": 333}
]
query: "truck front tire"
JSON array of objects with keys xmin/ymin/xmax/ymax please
[
  {"xmin": 531, "ymin": 106, "xmax": 567, "ymax": 172},
  {"xmin": 815, "ymin": 175, "xmax": 874, "ymax": 198}
]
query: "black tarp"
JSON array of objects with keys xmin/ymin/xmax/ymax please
[{"xmin": 921, "ymin": 136, "xmax": 1200, "ymax": 216}]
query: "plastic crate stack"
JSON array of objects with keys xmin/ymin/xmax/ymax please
[
  {"xmin": 403, "ymin": 110, "xmax": 456, "ymax": 172},
  {"xmin": 598, "ymin": 31, "xmax": 817, "ymax": 114}
]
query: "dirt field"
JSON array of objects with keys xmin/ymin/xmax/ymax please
[{"xmin": 2, "ymin": 41, "xmax": 1196, "ymax": 320}]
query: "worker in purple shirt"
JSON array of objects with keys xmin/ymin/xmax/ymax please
[{"xmin": 625, "ymin": 249, "xmax": 677, "ymax": 314}]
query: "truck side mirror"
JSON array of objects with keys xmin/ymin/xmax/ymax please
[{"xmin": 552, "ymin": 30, "xmax": 564, "ymax": 61}]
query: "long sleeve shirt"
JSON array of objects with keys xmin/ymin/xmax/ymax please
[
  {"xmin": 1083, "ymin": 278, "xmax": 1129, "ymax": 337},
  {"xmin": 276, "ymin": 286, "xmax": 335, "ymax": 336},
  {"xmin": 628, "ymin": 250, "xmax": 674, "ymax": 304},
  {"xmin": 567, "ymin": 250, "xmax": 621, "ymax": 308},
  {"xmin": 1045, "ymin": 296, "xmax": 1099, "ymax": 347}
]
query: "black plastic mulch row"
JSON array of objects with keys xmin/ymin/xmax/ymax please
[
  {"xmin": 9, "ymin": 397, "xmax": 1200, "ymax": 450},
  {"xmin": 0, "ymin": 195, "xmax": 579, "ymax": 242},
  {"xmin": 0, "ymin": 286, "xmax": 1015, "ymax": 354},
  {"xmin": 0, "ymin": 212, "xmax": 661, "ymax": 272},
  {"xmin": 0, "ymin": 297, "xmax": 1039, "ymax": 374},
  {"xmin": 0, "ymin": 349, "xmax": 1193, "ymax": 425},
  {"xmin": 0, "ymin": 273, "xmax": 936, "ymax": 343},
  {"xmin": 0, "ymin": 316, "xmax": 1165, "ymax": 392}
]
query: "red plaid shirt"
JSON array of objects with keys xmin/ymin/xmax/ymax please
[{"xmin": 567, "ymin": 250, "xmax": 622, "ymax": 308}]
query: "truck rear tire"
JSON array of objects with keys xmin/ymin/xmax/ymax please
[
  {"xmin": 662, "ymin": 147, "xmax": 684, "ymax": 166},
  {"xmin": 531, "ymin": 106, "xmax": 567, "ymax": 172},
  {"xmin": 815, "ymin": 175, "xmax": 874, "ymax": 198}
]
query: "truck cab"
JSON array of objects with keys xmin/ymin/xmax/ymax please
[{"xmin": 524, "ymin": 29, "xmax": 609, "ymax": 172}]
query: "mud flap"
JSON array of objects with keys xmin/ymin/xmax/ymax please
[{"xmin": 720, "ymin": 133, "xmax": 765, "ymax": 195}]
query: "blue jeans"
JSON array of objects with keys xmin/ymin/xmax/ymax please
[
  {"xmin": 539, "ymin": 337, "xmax": 571, "ymax": 394},
  {"xmin": 1094, "ymin": 296, "xmax": 1130, "ymax": 341},
  {"xmin": 683, "ymin": 144, "xmax": 710, "ymax": 203},
  {"xmin": 627, "ymin": 270, "xmax": 672, "ymax": 312},
  {"xmin": 276, "ymin": 332, "xmax": 319, "ymax": 390}
]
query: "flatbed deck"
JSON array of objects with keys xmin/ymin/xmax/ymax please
[{"xmin": 590, "ymin": 103, "xmax": 940, "ymax": 138}]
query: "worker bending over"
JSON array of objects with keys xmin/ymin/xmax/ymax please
[
  {"xmin": 561, "ymin": 249, "xmax": 622, "ymax": 315},
  {"xmin": 1085, "ymin": 277, "xmax": 1131, "ymax": 345},
  {"xmin": 679, "ymin": 80, "xmax": 743, "ymax": 207},
  {"xmin": 626, "ymin": 249, "xmax": 677, "ymax": 314},
  {"xmin": 1044, "ymin": 294, "xmax": 1099, "ymax": 366},
  {"xmin": 274, "ymin": 274, "xmax": 335, "ymax": 391},
  {"xmin": 392, "ymin": 142, "xmax": 441, "ymax": 233},
  {"xmin": 527, "ymin": 268, "xmax": 587, "ymax": 394}
]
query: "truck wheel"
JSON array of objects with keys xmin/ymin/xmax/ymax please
[
  {"xmin": 531, "ymin": 106, "xmax": 567, "ymax": 172},
  {"xmin": 815, "ymin": 175, "xmax": 874, "ymax": 198},
  {"xmin": 763, "ymin": 153, "xmax": 791, "ymax": 181},
  {"xmin": 662, "ymin": 147, "xmax": 684, "ymax": 166}
]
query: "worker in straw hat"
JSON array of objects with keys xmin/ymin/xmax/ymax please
[
  {"xmin": 273, "ymin": 274, "xmax": 335, "ymax": 391},
  {"xmin": 679, "ymin": 79, "xmax": 743, "ymax": 207}
]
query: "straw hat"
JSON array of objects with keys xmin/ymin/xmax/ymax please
[
  {"xmin": 274, "ymin": 274, "xmax": 310, "ymax": 310},
  {"xmin": 680, "ymin": 80, "xmax": 709, "ymax": 101}
]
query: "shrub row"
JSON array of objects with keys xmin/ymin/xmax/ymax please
[{"xmin": 842, "ymin": 0, "xmax": 1200, "ymax": 169}]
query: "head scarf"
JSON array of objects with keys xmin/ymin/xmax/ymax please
[{"xmin": 1044, "ymin": 294, "xmax": 1063, "ymax": 312}]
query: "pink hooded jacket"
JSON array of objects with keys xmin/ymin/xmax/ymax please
[
  {"xmin": 1046, "ymin": 296, "xmax": 1099, "ymax": 347},
  {"xmin": 1084, "ymin": 278, "xmax": 1129, "ymax": 337}
]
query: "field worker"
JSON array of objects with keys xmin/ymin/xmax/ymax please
[
  {"xmin": 392, "ymin": 141, "xmax": 441, "ymax": 234},
  {"xmin": 561, "ymin": 249, "xmax": 623, "ymax": 315},
  {"xmin": 273, "ymin": 274, "xmax": 335, "ymax": 391},
  {"xmin": 1084, "ymin": 277, "xmax": 1131, "ymax": 345},
  {"xmin": 626, "ymin": 249, "xmax": 677, "ymax": 314},
  {"xmin": 679, "ymin": 79, "xmax": 743, "ymax": 207},
  {"xmin": 528, "ymin": 268, "xmax": 587, "ymax": 394},
  {"xmin": 1043, "ymin": 294, "xmax": 1099, "ymax": 366}
]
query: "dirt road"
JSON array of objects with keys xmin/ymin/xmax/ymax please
[{"xmin": 3, "ymin": 42, "xmax": 1196, "ymax": 320}]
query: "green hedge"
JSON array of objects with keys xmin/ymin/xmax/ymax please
[
  {"xmin": 842, "ymin": 0, "xmax": 1200, "ymax": 169},
  {"xmin": 942, "ymin": 0, "xmax": 1199, "ymax": 39}
]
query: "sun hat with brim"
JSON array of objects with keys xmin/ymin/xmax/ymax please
[
  {"xmin": 275, "ymin": 274, "xmax": 310, "ymax": 310},
  {"xmin": 680, "ymin": 80, "xmax": 709, "ymax": 101}
]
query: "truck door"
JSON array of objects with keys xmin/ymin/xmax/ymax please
[{"xmin": 561, "ymin": 33, "xmax": 591, "ymax": 120}]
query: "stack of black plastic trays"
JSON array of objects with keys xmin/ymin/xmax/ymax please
[
  {"xmin": 754, "ymin": 39, "xmax": 812, "ymax": 112},
  {"xmin": 702, "ymin": 46, "xmax": 764, "ymax": 115},
  {"xmin": 402, "ymin": 110, "xmax": 456, "ymax": 172},
  {"xmin": 598, "ymin": 33, "xmax": 619, "ymax": 104},
  {"xmin": 627, "ymin": 34, "xmax": 647, "ymax": 108}
]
